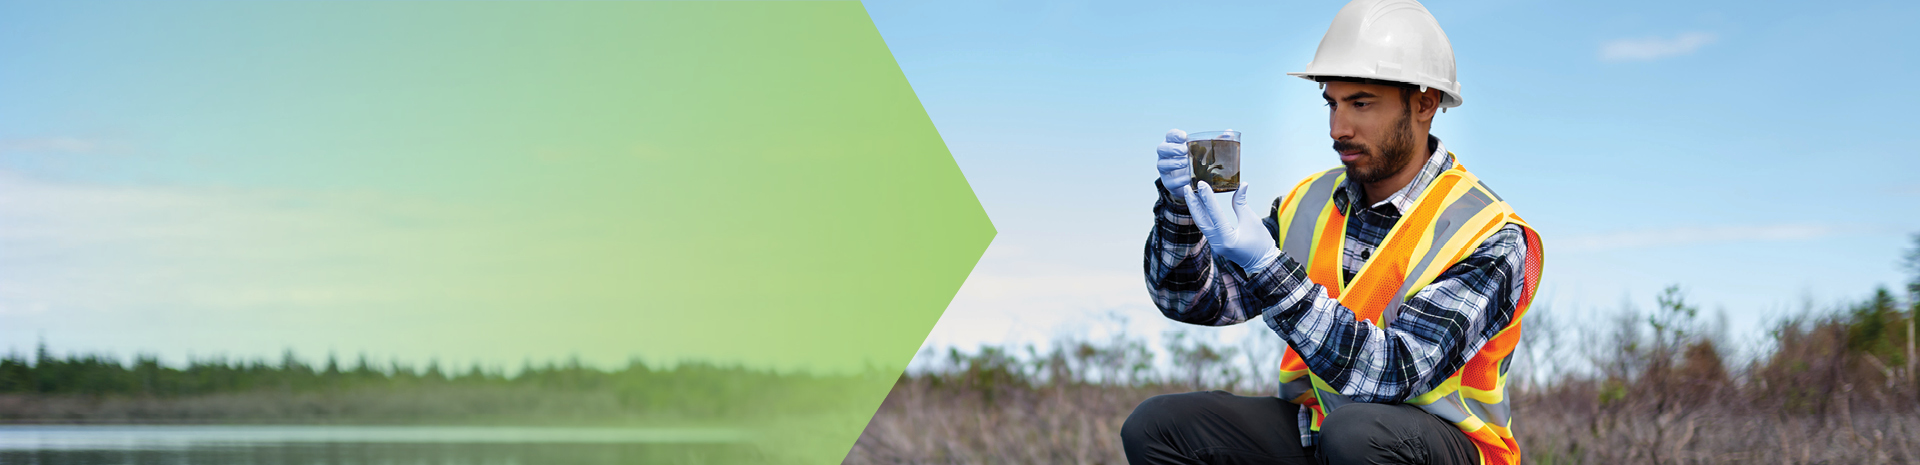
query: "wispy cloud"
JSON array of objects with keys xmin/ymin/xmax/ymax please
[
  {"xmin": 1600, "ymin": 32, "xmax": 1718, "ymax": 62},
  {"xmin": 1559, "ymin": 223, "xmax": 1842, "ymax": 252},
  {"xmin": 0, "ymin": 170, "xmax": 545, "ymax": 313}
]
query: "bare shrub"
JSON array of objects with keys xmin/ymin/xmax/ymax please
[{"xmin": 850, "ymin": 285, "xmax": 1920, "ymax": 465}]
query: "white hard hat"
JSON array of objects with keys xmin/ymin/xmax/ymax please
[{"xmin": 1288, "ymin": 0, "xmax": 1463, "ymax": 109}]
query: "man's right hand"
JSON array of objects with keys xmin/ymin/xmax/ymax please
[{"xmin": 1156, "ymin": 129, "xmax": 1191, "ymax": 202}]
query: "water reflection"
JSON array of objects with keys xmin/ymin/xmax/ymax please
[{"xmin": 0, "ymin": 426, "xmax": 771, "ymax": 465}]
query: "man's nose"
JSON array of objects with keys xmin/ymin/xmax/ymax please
[{"xmin": 1329, "ymin": 109, "xmax": 1354, "ymax": 141}]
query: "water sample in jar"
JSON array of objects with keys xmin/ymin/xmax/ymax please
[{"xmin": 1187, "ymin": 130, "xmax": 1241, "ymax": 192}]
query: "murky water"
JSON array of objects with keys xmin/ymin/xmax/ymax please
[
  {"xmin": 0, "ymin": 425, "xmax": 768, "ymax": 464},
  {"xmin": 1187, "ymin": 138, "xmax": 1241, "ymax": 192}
]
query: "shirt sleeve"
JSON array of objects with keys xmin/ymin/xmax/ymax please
[
  {"xmin": 1249, "ymin": 224, "xmax": 1528, "ymax": 403},
  {"xmin": 1142, "ymin": 179, "xmax": 1283, "ymax": 327}
]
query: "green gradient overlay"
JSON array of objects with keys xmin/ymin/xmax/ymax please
[{"xmin": 1, "ymin": 1, "xmax": 990, "ymax": 462}]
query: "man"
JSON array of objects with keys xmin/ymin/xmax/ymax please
[{"xmin": 1123, "ymin": 0, "xmax": 1545, "ymax": 464}]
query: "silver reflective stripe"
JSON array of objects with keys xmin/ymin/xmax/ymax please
[
  {"xmin": 1280, "ymin": 378, "xmax": 1315, "ymax": 402},
  {"xmin": 1381, "ymin": 186, "xmax": 1495, "ymax": 325},
  {"xmin": 1465, "ymin": 397, "xmax": 1496, "ymax": 425},
  {"xmin": 1473, "ymin": 355, "xmax": 1518, "ymax": 426},
  {"xmin": 1466, "ymin": 394, "xmax": 1511, "ymax": 427},
  {"xmin": 1487, "ymin": 395, "xmax": 1511, "ymax": 426},
  {"xmin": 1477, "ymin": 179, "xmax": 1504, "ymax": 202},
  {"xmin": 1282, "ymin": 169, "xmax": 1346, "ymax": 266},
  {"xmin": 1415, "ymin": 391, "xmax": 1472, "ymax": 423},
  {"xmin": 1314, "ymin": 387, "xmax": 1354, "ymax": 413}
]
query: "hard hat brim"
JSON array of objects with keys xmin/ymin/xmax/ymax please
[{"xmin": 1288, "ymin": 71, "xmax": 1462, "ymax": 108}]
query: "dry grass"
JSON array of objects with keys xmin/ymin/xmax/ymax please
[
  {"xmin": 849, "ymin": 381, "xmax": 1920, "ymax": 465},
  {"xmin": 847, "ymin": 287, "xmax": 1920, "ymax": 464},
  {"xmin": 849, "ymin": 380, "xmax": 1167, "ymax": 465}
]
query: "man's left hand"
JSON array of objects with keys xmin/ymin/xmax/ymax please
[{"xmin": 1185, "ymin": 182, "xmax": 1281, "ymax": 275}]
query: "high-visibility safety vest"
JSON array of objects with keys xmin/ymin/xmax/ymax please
[{"xmin": 1272, "ymin": 157, "xmax": 1544, "ymax": 465}]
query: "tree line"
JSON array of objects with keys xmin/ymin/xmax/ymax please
[{"xmin": 0, "ymin": 347, "xmax": 886, "ymax": 423}]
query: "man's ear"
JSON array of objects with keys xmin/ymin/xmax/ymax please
[{"xmin": 1415, "ymin": 88, "xmax": 1443, "ymax": 123}]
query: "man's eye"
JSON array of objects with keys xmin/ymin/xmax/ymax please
[{"xmin": 1354, "ymin": 101, "xmax": 1369, "ymax": 108}]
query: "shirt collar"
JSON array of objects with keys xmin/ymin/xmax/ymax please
[{"xmin": 1334, "ymin": 136, "xmax": 1453, "ymax": 215}]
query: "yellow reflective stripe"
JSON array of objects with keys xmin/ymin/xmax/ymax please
[
  {"xmin": 1396, "ymin": 203, "xmax": 1509, "ymax": 305},
  {"xmin": 1458, "ymin": 374, "xmax": 1508, "ymax": 404},
  {"xmin": 1454, "ymin": 415, "xmax": 1488, "ymax": 432},
  {"xmin": 1278, "ymin": 376, "xmax": 1315, "ymax": 403},
  {"xmin": 1317, "ymin": 192, "xmax": 1349, "ymax": 296},
  {"xmin": 1306, "ymin": 372, "xmax": 1360, "ymax": 414},
  {"xmin": 1298, "ymin": 171, "xmax": 1350, "ymax": 296},
  {"xmin": 1313, "ymin": 387, "xmax": 1354, "ymax": 412},
  {"xmin": 1502, "ymin": 213, "xmax": 1534, "ymax": 237},
  {"xmin": 1406, "ymin": 374, "xmax": 1461, "ymax": 405},
  {"xmin": 1475, "ymin": 178, "xmax": 1504, "ymax": 202},
  {"xmin": 1341, "ymin": 169, "xmax": 1471, "ymax": 308},
  {"xmin": 1436, "ymin": 390, "xmax": 1489, "ymax": 431},
  {"xmin": 1419, "ymin": 391, "xmax": 1474, "ymax": 423},
  {"xmin": 1381, "ymin": 179, "xmax": 1502, "ymax": 324},
  {"xmin": 1308, "ymin": 370, "xmax": 1338, "ymax": 393}
]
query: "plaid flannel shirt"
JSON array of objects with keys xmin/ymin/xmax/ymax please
[{"xmin": 1143, "ymin": 137, "xmax": 1528, "ymax": 445}]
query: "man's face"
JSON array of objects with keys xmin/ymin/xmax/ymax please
[{"xmin": 1323, "ymin": 81, "xmax": 1419, "ymax": 185}]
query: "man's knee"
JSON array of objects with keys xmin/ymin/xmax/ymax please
[{"xmin": 1121, "ymin": 391, "xmax": 1217, "ymax": 444}]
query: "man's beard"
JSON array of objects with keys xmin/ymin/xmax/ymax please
[{"xmin": 1334, "ymin": 110, "xmax": 1419, "ymax": 185}]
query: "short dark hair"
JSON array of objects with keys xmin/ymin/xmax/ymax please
[
  {"xmin": 1313, "ymin": 76, "xmax": 1419, "ymax": 92},
  {"xmin": 1316, "ymin": 76, "xmax": 1419, "ymax": 108}
]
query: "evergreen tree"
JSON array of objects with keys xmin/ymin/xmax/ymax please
[{"xmin": 1902, "ymin": 232, "xmax": 1920, "ymax": 306}]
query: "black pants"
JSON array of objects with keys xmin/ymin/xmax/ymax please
[{"xmin": 1120, "ymin": 391, "xmax": 1479, "ymax": 465}]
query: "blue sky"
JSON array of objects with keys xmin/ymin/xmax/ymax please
[
  {"xmin": 863, "ymin": 0, "xmax": 1920, "ymax": 359},
  {"xmin": 1, "ymin": 0, "xmax": 1916, "ymax": 371}
]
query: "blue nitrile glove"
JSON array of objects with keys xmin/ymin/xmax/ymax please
[
  {"xmin": 1156, "ymin": 129, "xmax": 1192, "ymax": 200},
  {"xmin": 1184, "ymin": 181, "xmax": 1282, "ymax": 275}
]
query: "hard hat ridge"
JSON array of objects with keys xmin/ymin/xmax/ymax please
[{"xmin": 1289, "ymin": 0, "xmax": 1463, "ymax": 108}]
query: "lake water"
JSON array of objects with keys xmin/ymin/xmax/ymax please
[{"xmin": 0, "ymin": 425, "xmax": 770, "ymax": 464}]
